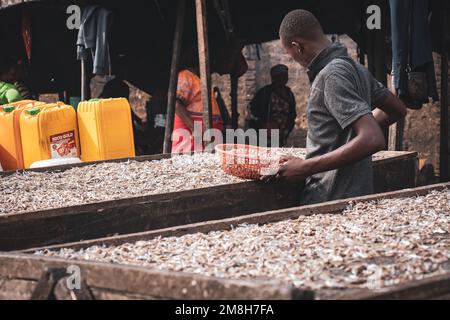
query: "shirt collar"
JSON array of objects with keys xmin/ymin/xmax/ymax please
[{"xmin": 306, "ymin": 43, "xmax": 349, "ymax": 83}]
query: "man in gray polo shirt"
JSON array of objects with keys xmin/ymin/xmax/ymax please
[{"xmin": 275, "ymin": 9, "xmax": 407, "ymax": 205}]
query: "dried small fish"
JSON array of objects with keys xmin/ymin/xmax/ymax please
[
  {"xmin": 0, "ymin": 149, "xmax": 394, "ymax": 215},
  {"xmin": 38, "ymin": 189, "xmax": 450, "ymax": 291},
  {"xmin": 0, "ymin": 149, "xmax": 307, "ymax": 215}
]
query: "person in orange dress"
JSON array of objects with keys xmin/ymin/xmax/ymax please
[{"xmin": 172, "ymin": 47, "xmax": 223, "ymax": 153}]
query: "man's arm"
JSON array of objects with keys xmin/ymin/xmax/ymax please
[
  {"xmin": 372, "ymin": 92, "xmax": 407, "ymax": 128},
  {"xmin": 276, "ymin": 113, "xmax": 385, "ymax": 182}
]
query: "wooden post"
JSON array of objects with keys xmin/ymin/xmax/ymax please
[
  {"xmin": 366, "ymin": 0, "xmax": 389, "ymax": 148},
  {"xmin": 196, "ymin": 0, "xmax": 213, "ymax": 131},
  {"xmin": 230, "ymin": 75, "xmax": 238, "ymax": 129},
  {"xmin": 440, "ymin": 0, "xmax": 449, "ymax": 181},
  {"xmin": 163, "ymin": 0, "xmax": 186, "ymax": 154},
  {"xmin": 80, "ymin": 59, "xmax": 90, "ymax": 101}
]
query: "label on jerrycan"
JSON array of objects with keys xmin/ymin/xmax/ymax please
[{"xmin": 50, "ymin": 131, "xmax": 77, "ymax": 158}]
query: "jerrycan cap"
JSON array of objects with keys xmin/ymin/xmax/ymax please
[
  {"xmin": 27, "ymin": 107, "xmax": 41, "ymax": 115},
  {"xmin": 2, "ymin": 106, "xmax": 15, "ymax": 113},
  {"xmin": 89, "ymin": 99, "xmax": 100, "ymax": 102}
]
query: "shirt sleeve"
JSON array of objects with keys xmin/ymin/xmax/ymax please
[
  {"xmin": 369, "ymin": 75, "xmax": 390, "ymax": 106},
  {"xmin": 176, "ymin": 71, "xmax": 193, "ymax": 106},
  {"xmin": 324, "ymin": 74, "xmax": 372, "ymax": 130}
]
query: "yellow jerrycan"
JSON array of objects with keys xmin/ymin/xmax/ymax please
[
  {"xmin": 77, "ymin": 98, "xmax": 135, "ymax": 162},
  {"xmin": 0, "ymin": 100, "xmax": 45, "ymax": 170},
  {"xmin": 20, "ymin": 103, "xmax": 80, "ymax": 168}
]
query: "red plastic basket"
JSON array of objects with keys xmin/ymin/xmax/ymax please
[{"xmin": 215, "ymin": 144, "xmax": 281, "ymax": 180}]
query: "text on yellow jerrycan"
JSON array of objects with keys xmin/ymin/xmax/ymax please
[
  {"xmin": 20, "ymin": 103, "xmax": 80, "ymax": 169},
  {"xmin": 77, "ymin": 98, "xmax": 135, "ymax": 162}
]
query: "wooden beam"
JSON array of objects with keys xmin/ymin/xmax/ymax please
[
  {"xmin": 440, "ymin": 0, "xmax": 449, "ymax": 181},
  {"xmin": 331, "ymin": 272, "xmax": 450, "ymax": 300},
  {"xmin": 163, "ymin": 0, "xmax": 186, "ymax": 154},
  {"xmin": 0, "ymin": 254, "xmax": 309, "ymax": 300},
  {"xmin": 80, "ymin": 59, "xmax": 90, "ymax": 101},
  {"xmin": 366, "ymin": 0, "xmax": 389, "ymax": 147},
  {"xmin": 196, "ymin": 0, "xmax": 213, "ymax": 131}
]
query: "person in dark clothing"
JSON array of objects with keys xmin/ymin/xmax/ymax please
[
  {"xmin": 99, "ymin": 77, "xmax": 147, "ymax": 154},
  {"xmin": 144, "ymin": 87, "xmax": 167, "ymax": 154},
  {"xmin": 248, "ymin": 64, "xmax": 297, "ymax": 147},
  {"xmin": 273, "ymin": 9, "xmax": 407, "ymax": 205},
  {"xmin": 0, "ymin": 55, "xmax": 32, "ymax": 104},
  {"xmin": 99, "ymin": 77, "xmax": 142, "ymax": 126},
  {"xmin": 99, "ymin": 77, "xmax": 129, "ymax": 99}
]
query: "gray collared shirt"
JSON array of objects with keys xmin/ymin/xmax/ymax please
[{"xmin": 301, "ymin": 43, "xmax": 390, "ymax": 205}]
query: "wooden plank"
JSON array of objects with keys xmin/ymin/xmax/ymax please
[
  {"xmin": 163, "ymin": 0, "xmax": 186, "ymax": 154},
  {"xmin": 196, "ymin": 0, "xmax": 213, "ymax": 131},
  {"xmin": 0, "ymin": 253, "xmax": 310, "ymax": 300},
  {"xmin": 0, "ymin": 279, "xmax": 36, "ymax": 300},
  {"xmin": 0, "ymin": 180, "xmax": 301, "ymax": 251},
  {"xmin": 332, "ymin": 272, "xmax": 450, "ymax": 300},
  {"xmin": 30, "ymin": 182, "xmax": 448, "ymax": 253},
  {"xmin": 373, "ymin": 152, "xmax": 418, "ymax": 193},
  {"xmin": 0, "ymin": 277, "xmax": 152, "ymax": 300}
]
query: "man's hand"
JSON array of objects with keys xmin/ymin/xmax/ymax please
[
  {"xmin": 276, "ymin": 156, "xmax": 311, "ymax": 183},
  {"xmin": 263, "ymin": 114, "xmax": 386, "ymax": 184}
]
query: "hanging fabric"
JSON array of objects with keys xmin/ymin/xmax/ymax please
[
  {"xmin": 390, "ymin": 0, "xmax": 439, "ymax": 109},
  {"xmin": 76, "ymin": 5, "xmax": 113, "ymax": 76}
]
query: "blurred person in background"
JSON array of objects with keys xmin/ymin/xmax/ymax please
[
  {"xmin": 0, "ymin": 55, "xmax": 31, "ymax": 104},
  {"xmin": 247, "ymin": 64, "xmax": 297, "ymax": 147},
  {"xmin": 144, "ymin": 86, "xmax": 167, "ymax": 154},
  {"xmin": 172, "ymin": 46, "xmax": 223, "ymax": 153}
]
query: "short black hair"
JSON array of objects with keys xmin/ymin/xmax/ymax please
[
  {"xmin": 100, "ymin": 78, "xmax": 130, "ymax": 99},
  {"xmin": 279, "ymin": 9, "xmax": 324, "ymax": 44}
]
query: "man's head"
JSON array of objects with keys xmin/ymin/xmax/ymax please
[
  {"xmin": 100, "ymin": 78, "xmax": 130, "ymax": 99},
  {"xmin": 279, "ymin": 9, "xmax": 329, "ymax": 67},
  {"xmin": 271, "ymin": 64, "xmax": 289, "ymax": 86}
]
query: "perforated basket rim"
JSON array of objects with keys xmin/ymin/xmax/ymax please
[{"xmin": 214, "ymin": 144, "xmax": 276, "ymax": 161}]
